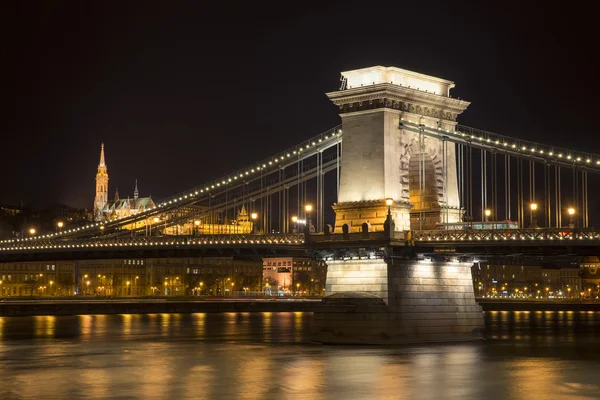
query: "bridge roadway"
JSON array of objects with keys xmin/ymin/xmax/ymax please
[{"xmin": 1, "ymin": 228, "xmax": 600, "ymax": 262}]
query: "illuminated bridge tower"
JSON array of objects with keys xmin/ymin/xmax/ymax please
[
  {"xmin": 312, "ymin": 66, "xmax": 483, "ymax": 345},
  {"xmin": 93, "ymin": 143, "xmax": 109, "ymax": 221},
  {"xmin": 327, "ymin": 66, "xmax": 470, "ymax": 231}
]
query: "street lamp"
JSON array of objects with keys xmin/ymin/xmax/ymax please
[
  {"xmin": 305, "ymin": 204, "xmax": 313, "ymax": 233},
  {"xmin": 49, "ymin": 280, "xmax": 53, "ymax": 296},
  {"xmin": 291, "ymin": 216, "xmax": 298, "ymax": 233},
  {"xmin": 29, "ymin": 228, "xmax": 36, "ymax": 235},
  {"xmin": 385, "ymin": 198, "xmax": 393, "ymax": 215},
  {"xmin": 251, "ymin": 212, "xmax": 258, "ymax": 234},
  {"xmin": 57, "ymin": 221, "xmax": 64, "ymax": 231},
  {"xmin": 194, "ymin": 220, "xmax": 200, "ymax": 236},
  {"xmin": 568, "ymin": 207, "xmax": 576, "ymax": 228},
  {"xmin": 126, "ymin": 281, "xmax": 131, "ymax": 296},
  {"xmin": 484, "ymin": 209, "xmax": 491, "ymax": 222},
  {"xmin": 529, "ymin": 203, "xmax": 538, "ymax": 228},
  {"xmin": 384, "ymin": 198, "xmax": 395, "ymax": 237},
  {"xmin": 151, "ymin": 216, "xmax": 160, "ymax": 236}
]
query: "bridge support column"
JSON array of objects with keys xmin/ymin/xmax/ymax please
[{"xmin": 311, "ymin": 258, "xmax": 484, "ymax": 344}]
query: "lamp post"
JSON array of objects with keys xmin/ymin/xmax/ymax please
[
  {"xmin": 305, "ymin": 204, "xmax": 313, "ymax": 233},
  {"xmin": 194, "ymin": 220, "xmax": 200, "ymax": 236},
  {"xmin": 29, "ymin": 228, "xmax": 36, "ymax": 236},
  {"xmin": 152, "ymin": 216, "xmax": 160, "ymax": 236},
  {"xmin": 568, "ymin": 207, "xmax": 576, "ymax": 229},
  {"xmin": 291, "ymin": 216, "xmax": 298, "ymax": 233},
  {"xmin": 251, "ymin": 212, "xmax": 258, "ymax": 234},
  {"xmin": 57, "ymin": 221, "xmax": 64, "ymax": 232},
  {"xmin": 484, "ymin": 209, "xmax": 491, "ymax": 222},
  {"xmin": 529, "ymin": 203, "xmax": 538, "ymax": 228},
  {"xmin": 384, "ymin": 198, "xmax": 395, "ymax": 238}
]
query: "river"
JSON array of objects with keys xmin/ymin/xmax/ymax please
[{"xmin": 1, "ymin": 311, "xmax": 600, "ymax": 399}]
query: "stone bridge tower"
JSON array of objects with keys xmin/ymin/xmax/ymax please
[{"xmin": 327, "ymin": 66, "xmax": 470, "ymax": 231}]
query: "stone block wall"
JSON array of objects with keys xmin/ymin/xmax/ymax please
[
  {"xmin": 313, "ymin": 257, "xmax": 484, "ymax": 344},
  {"xmin": 325, "ymin": 259, "xmax": 388, "ymax": 303}
]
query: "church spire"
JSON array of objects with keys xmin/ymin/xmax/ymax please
[
  {"xmin": 134, "ymin": 179, "xmax": 139, "ymax": 200},
  {"xmin": 114, "ymin": 187, "xmax": 119, "ymax": 202},
  {"xmin": 99, "ymin": 143, "xmax": 106, "ymax": 167},
  {"xmin": 94, "ymin": 143, "xmax": 109, "ymax": 221}
]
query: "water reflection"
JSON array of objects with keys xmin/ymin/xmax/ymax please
[{"xmin": 0, "ymin": 311, "xmax": 600, "ymax": 399}]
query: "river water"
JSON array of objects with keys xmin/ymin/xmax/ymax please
[{"xmin": 1, "ymin": 311, "xmax": 600, "ymax": 399}]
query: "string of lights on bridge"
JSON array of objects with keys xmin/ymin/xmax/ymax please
[
  {"xmin": 0, "ymin": 126, "xmax": 343, "ymax": 245},
  {"xmin": 0, "ymin": 235, "xmax": 305, "ymax": 252},
  {"xmin": 6, "ymin": 118, "xmax": 600, "ymax": 247},
  {"xmin": 402, "ymin": 119, "xmax": 600, "ymax": 168}
]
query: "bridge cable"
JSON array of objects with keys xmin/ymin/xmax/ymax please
[{"xmin": 556, "ymin": 165, "xmax": 561, "ymax": 228}]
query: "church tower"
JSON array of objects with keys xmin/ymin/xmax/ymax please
[{"xmin": 94, "ymin": 143, "xmax": 109, "ymax": 221}]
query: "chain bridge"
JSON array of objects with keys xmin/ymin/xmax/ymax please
[{"xmin": 2, "ymin": 65, "xmax": 599, "ymax": 344}]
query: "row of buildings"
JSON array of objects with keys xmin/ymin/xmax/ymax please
[
  {"xmin": 471, "ymin": 256, "xmax": 600, "ymax": 299},
  {"xmin": 0, "ymin": 256, "xmax": 327, "ymax": 298}
]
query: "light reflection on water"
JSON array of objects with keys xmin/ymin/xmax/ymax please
[{"xmin": 0, "ymin": 311, "xmax": 600, "ymax": 399}]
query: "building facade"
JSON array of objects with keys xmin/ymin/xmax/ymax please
[
  {"xmin": 472, "ymin": 259, "xmax": 582, "ymax": 298},
  {"xmin": 0, "ymin": 257, "xmax": 263, "ymax": 297},
  {"xmin": 580, "ymin": 256, "xmax": 600, "ymax": 298},
  {"xmin": 262, "ymin": 256, "xmax": 327, "ymax": 296}
]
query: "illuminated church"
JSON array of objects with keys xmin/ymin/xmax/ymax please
[{"xmin": 93, "ymin": 144, "xmax": 156, "ymax": 221}]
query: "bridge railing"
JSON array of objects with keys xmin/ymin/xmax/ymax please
[
  {"xmin": 0, "ymin": 233, "xmax": 306, "ymax": 252},
  {"xmin": 411, "ymin": 228, "xmax": 600, "ymax": 242}
]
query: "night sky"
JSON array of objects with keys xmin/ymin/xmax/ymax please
[{"xmin": 2, "ymin": 2, "xmax": 599, "ymax": 210}]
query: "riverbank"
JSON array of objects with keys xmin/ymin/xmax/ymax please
[
  {"xmin": 3, "ymin": 297, "xmax": 600, "ymax": 317},
  {"xmin": 477, "ymin": 299, "xmax": 600, "ymax": 311},
  {"xmin": 0, "ymin": 298, "xmax": 319, "ymax": 316}
]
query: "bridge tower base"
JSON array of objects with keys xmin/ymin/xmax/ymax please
[{"xmin": 311, "ymin": 258, "xmax": 484, "ymax": 344}]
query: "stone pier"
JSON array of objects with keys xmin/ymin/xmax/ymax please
[{"xmin": 310, "ymin": 258, "xmax": 484, "ymax": 344}]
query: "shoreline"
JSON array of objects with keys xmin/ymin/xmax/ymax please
[
  {"xmin": 2, "ymin": 297, "xmax": 600, "ymax": 317},
  {"xmin": 0, "ymin": 297, "xmax": 319, "ymax": 316}
]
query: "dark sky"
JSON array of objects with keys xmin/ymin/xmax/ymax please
[{"xmin": 2, "ymin": 1, "xmax": 599, "ymax": 210}]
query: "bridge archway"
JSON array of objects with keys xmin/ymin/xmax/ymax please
[{"xmin": 399, "ymin": 134, "xmax": 460, "ymax": 229}]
